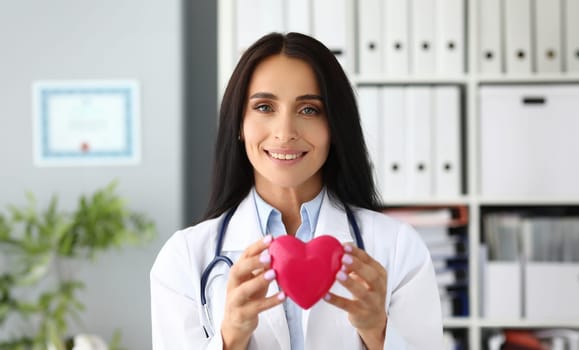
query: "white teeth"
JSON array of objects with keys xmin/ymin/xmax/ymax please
[{"xmin": 269, "ymin": 152, "xmax": 302, "ymax": 160}]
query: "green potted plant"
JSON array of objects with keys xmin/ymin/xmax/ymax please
[{"xmin": 0, "ymin": 181, "xmax": 156, "ymax": 350}]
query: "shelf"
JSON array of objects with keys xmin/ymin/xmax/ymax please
[
  {"xmin": 477, "ymin": 319, "xmax": 579, "ymax": 329},
  {"xmin": 477, "ymin": 197, "xmax": 579, "ymax": 206},
  {"xmin": 444, "ymin": 317, "xmax": 472, "ymax": 328},
  {"xmin": 382, "ymin": 197, "xmax": 471, "ymax": 206},
  {"xmin": 353, "ymin": 75, "xmax": 468, "ymax": 85},
  {"xmin": 352, "ymin": 74, "xmax": 579, "ymax": 86},
  {"xmin": 476, "ymin": 74, "xmax": 579, "ymax": 84}
]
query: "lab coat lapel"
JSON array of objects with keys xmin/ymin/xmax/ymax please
[
  {"xmin": 219, "ymin": 193, "xmax": 291, "ymax": 349},
  {"xmin": 220, "ymin": 193, "xmax": 263, "ymax": 252},
  {"xmin": 314, "ymin": 192, "xmax": 354, "ymax": 243}
]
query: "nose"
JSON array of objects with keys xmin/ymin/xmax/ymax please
[{"xmin": 273, "ymin": 110, "xmax": 298, "ymax": 142}]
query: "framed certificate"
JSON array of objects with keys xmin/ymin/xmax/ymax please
[{"xmin": 33, "ymin": 80, "xmax": 140, "ymax": 166}]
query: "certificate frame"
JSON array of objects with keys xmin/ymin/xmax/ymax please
[{"xmin": 33, "ymin": 80, "xmax": 141, "ymax": 166}]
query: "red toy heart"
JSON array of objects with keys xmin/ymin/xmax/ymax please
[{"xmin": 269, "ymin": 235, "xmax": 344, "ymax": 309}]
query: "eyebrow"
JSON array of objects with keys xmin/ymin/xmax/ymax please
[{"xmin": 249, "ymin": 92, "xmax": 323, "ymax": 102}]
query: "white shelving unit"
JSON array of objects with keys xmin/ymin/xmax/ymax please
[{"xmin": 218, "ymin": 1, "xmax": 579, "ymax": 348}]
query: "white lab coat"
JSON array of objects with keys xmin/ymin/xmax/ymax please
[{"xmin": 150, "ymin": 191, "xmax": 444, "ymax": 349}]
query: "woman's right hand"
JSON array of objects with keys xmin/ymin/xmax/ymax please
[{"xmin": 221, "ymin": 235, "xmax": 285, "ymax": 350}]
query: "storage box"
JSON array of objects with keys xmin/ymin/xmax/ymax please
[
  {"xmin": 525, "ymin": 262, "xmax": 579, "ymax": 321},
  {"xmin": 483, "ymin": 261, "xmax": 522, "ymax": 318},
  {"xmin": 479, "ymin": 85, "xmax": 579, "ymax": 197}
]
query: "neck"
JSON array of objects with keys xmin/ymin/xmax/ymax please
[{"xmin": 254, "ymin": 180, "xmax": 322, "ymax": 236}]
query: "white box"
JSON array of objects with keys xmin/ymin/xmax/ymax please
[
  {"xmin": 479, "ymin": 85, "xmax": 579, "ymax": 197},
  {"xmin": 483, "ymin": 262, "xmax": 522, "ymax": 318},
  {"xmin": 525, "ymin": 263, "xmax": 579, "ymax": 321}
]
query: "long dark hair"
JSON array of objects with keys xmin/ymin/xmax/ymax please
[{"xmin": 202, "ymin": 32, "xmax": 380, "ymax": 220}]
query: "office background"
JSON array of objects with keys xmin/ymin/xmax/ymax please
[
  {"xmin": 0, "ymin": 1, "xmax": 216, "ymax": 349},
  {"xmin": 220, "ymin": 0, "xmax": 579, "ymax": 349},
  {"xmin": 1, "ymin": 0, "xmax": 579, "ymax": 349}
]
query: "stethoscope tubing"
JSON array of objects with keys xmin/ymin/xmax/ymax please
[{"xmin": 199, "ymin": 203, "xmax": 364, "ymax": 337}]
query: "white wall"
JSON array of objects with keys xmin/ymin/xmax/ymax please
[{"xmin": 0, "ymin": 1, "xmax": 183, "ymax": 348}]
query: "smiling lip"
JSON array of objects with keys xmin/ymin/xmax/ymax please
[{"xmin": 265, "ymin": 150, "xmax": 306, "ymax": 161}]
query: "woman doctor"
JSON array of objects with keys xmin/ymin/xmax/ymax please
[{"xmin": 150, "ymin": 32, "xmax": 443, "ymax": 349}]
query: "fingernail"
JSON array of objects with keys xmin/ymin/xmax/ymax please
[
  {"xmin": 277, "ymin": 291, "xmax": 286, "ymax": 301},
  {"xmin": 264, "ymin": 269, "xmax": 276, "ymax": 281},
  {"xmin": 342, "ymin": 254, "xmax": 353, "ymax": 265},
  {"xmin": 259, "ymin": 250, "xmax": 271, "ymax": 264},
  {"xmin": 324, "ymin": 293, "xmax": 331, "ymax": 301},
  {"xmin": 344, "ymin": 244, "xmax": 353, "ymax": 253},
  {"xmin": 337, "ymin": 270, "xmax": 348, "ymax": 282},
  {"xmin": 263, "ymin": 235, "xmax": 273, "ymax": 245}
]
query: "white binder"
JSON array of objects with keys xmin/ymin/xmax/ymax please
[
  {"xmin": 380, "ymin": 87, "xmax": 407, "ymax": 199},
  {"xmin": 284, "ymin": 0, "xmax": 312, "ymax": 35},
  {"xmin": 535, "ymin": 0, "xmax": 562, "ymax": 73},
  {"xmin": 436, "ymin": 0, "xmax": 465, "ymax": 74},
  {"xmin": 358, "ymin": 0, "xmax": 382, "ymax": 75},
  {"xmin": 565, "ymin": 0, "xmax": 579, "ymax": 72},
  {"xmin": 433, "ymin": 86, "xmax": 461, "ymax": 197},
  {"xmin": 312, "ymin": 0, "xmax": 349, "ymax": 69},
  {"xmin": 235, "ymin": 0, "xmax": 284, "ymax": 59},
  {"xmin": 405, "ymin": 87, "xmax": 433, "ymax": 197},
  {"xmin": 383, "ymin": 0, "xmax": 409, "ymax": 75},
  {"xmin": 479, "ymin": 85, "xmax": 579, "ymax": 197},
  {"xmin": 478, "ymin": 0, "xmax": 502, "ymax": 73},
  {"xmin": 285, "ymin": 0, "xmax": 311, "ymax": 35},
  {"xmin": 357, "ymin": 86, "xmax": 385, "ymax": 200},
  {"xmin": 410, "ymin": 0, "xmax": 436, "ymax": 75},
  {"xmin": 504, "ymin": 0, "xmax": 532, "ymax": 74}
]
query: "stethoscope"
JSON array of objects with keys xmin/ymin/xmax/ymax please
[{"xmin": 200, "ymin": 204, "xmax": 365, "ymax": 338}]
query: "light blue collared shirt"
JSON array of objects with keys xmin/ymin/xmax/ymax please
[{"xmin": 252, "ymin": 187, "xmax": 325, "ymax": 350}]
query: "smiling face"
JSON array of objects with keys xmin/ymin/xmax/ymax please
[{"xmin": 242, "ymin": 54, "xmax": 330, "ymax": 197}]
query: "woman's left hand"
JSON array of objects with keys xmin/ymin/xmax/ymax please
[{"xmin": 324, "ymin": 244, "xmax": 388, "ymax": 350}]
